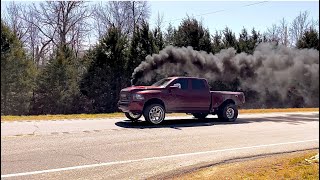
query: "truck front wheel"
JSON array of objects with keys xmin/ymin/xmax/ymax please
[
  {"xmin": 125, "ymin": 112, "xmax": 142, "ymax": 121},
  {"xmin": 218, "ymin": 104, "xmax": 238, "ymax": 122},
  {"xmin": 143, "ymin": 104, "xmax": 165, "ymax": 125}
]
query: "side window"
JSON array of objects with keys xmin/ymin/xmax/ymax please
[
  {"xmin": 174, "ymin": 79, "xmax": 188, "ymax": 90},
  {"xmin": 192, "ymin": 79, "xmax": 206, "ymax": 90}
]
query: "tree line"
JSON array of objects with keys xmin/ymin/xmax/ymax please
[{"xmin": 1, "ymin": 1, "xmax": 319, "ymax": 115}]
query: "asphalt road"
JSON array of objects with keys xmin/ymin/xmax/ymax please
[{"xmin": 1, "ymin": 112, "xmax": 319, "ymax": 180}]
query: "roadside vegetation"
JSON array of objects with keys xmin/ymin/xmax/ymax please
[
  {"xmin": 171, "ymin": 150, "xmax": 319, "ymax": 180},
  {"xmin": 1, "ymin": 108, "xmax": 318, "ymax": 121}
]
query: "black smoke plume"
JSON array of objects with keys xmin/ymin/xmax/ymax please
[{"xmin": 132, "ymin": 43, "xmax": 319, "ymax": 108}]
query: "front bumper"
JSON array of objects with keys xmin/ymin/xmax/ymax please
[{"xmin": 118, "ymin": 101, "xmax": 144, "ymax": 114}]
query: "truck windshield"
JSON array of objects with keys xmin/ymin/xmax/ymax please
[{"xmin": 152, "ymin": 78, "xmax": 171, "ymax": 87}]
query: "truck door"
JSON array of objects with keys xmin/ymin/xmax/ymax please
[
  {"xmin": 189, "ymin": 79, "xmax": 211, "ymax": 111},
  {"xmin": 166, "ymin": 78, "xmax": 189, "ymax": 111}
]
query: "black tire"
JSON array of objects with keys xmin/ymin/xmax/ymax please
[
  {"xmin": 143, "ymin": 104, "xmax": 165, "ymax": 125},
  {"xmin": 192, "ymin": 113, "xmax": 208, "ymax": 119},
  {"xmin": 125, "ymin": 112, "xmax": 142, "ymax": 121},
  {"xmin": 218, "ymin": 103, "xmax": 238, "ymax": 122}
]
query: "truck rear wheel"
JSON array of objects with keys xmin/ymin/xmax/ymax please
[
  {"xmin": 218, "ymin": 104, "xmax": 238, "ymax": 122},
  {"xmin": 125, "ymin": 112, "xmax": 142, "ymax": 121},
  {"xmin": 143, "ymin": 104, "xmax": 165, "ymax": 125},
  {"xmin": 192, "ymin": 113, "xmax": 208, "ymax": 119}
]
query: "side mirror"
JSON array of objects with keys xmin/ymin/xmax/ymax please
[{"xmin": 169, "ymin": 83, "xmax": 181, "ymax": 89}]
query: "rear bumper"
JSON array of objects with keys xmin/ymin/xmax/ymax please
[{"xmin": 118, "ymin": 101, "xmax": 144, "ymax": 114}]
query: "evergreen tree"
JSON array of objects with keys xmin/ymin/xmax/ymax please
[
  {"xmin": 140, "ymin": 22, "xmax": 157, "ymax": 56},
  {"xmin": 222, "ymin": 27, "xmax": 238, "ymax": 49},
  {"xmin": 296, "ymin": 28, "xmax": 319, "ymax": 50},
  {"xmin": 211, "ymin": 31, "xmax": 223, "ymax": 54},
  {"xmin": 153, "ymin": 25, "xmax": 165, "ymax": 52},
  {"xmin": 164, "ymin": 23, "xmax": 175, "ymax": 46},
  {"xmin": 237, "ymin": 28, "xmax": 250, "ymax": 53},
  {"xmin": 126, "ymin": 27, "xmax": 141, "ymax": 81},
  {"xmin": 80, "ymin": 27, "xmax": 128, "ymax": 113},
  {"xmin": 248, "ymin": 28, "xmax": 262, "ymax": 54},
  {"xmin": 31, "ymin": 45, "xmax": 79, "ymax": 114},
  {"xmin": 1, "ymin": 21, "xmax": 36, "ymax": 115},
  {"xmin": 126, "ymin": 22, "xmax": 158, "ymax": 85},
  {"xmin": 173, "ymin": 17, "xmax": 212, "ymax": 52}
]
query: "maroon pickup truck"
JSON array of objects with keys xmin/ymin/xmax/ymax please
[{"xmin": 118, "ymin": 77, "xmax": 245, "ymax": 125}]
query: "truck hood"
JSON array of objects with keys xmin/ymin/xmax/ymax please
[{"xmin": 121, "ymin": 86, "xmax": 164, "ymax": 92}]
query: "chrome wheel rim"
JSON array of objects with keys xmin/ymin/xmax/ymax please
[
  {"xmin": 129, "ymin": 112, "xmax": 141, "ymax": 119},
  {"xmin": 149, "ymin": 106, "xmax": 164, "ymax": 124},
  {"xmin": 226, "ymin": 107, "xmax": 235, "ymax": 119}
]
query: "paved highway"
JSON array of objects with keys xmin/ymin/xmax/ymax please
[{"xmin": 1, "ymin": 112, "xmax": 319, "ymax": 179}]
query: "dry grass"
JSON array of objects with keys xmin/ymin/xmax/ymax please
[
  {"xmin": 171, "ymin": 150, "xmax": 319, "ymax": 180},
  {"xmin": 1, "ymin": 108, "xmax": 318, "ymax": 122}
]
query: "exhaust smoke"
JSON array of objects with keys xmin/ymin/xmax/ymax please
[{"xmin": 132, "ymin": 43, "xmax": 319, "ymax": 108}]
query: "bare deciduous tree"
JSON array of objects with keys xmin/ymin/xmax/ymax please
[
  {"xmin": 265, "ymin": 24, "xmax": 280, "ymax": 43},
  {"xmin": 309, "ymin": 18, "xmax": 319, "ymax": 32},
  {"xmin": 154, "ymin": 11, "xmax": 164, "ymax": 30},
  {"xmin": 3, "ymin": 1, "xmax": 91, "ymax": 65},
  {"xmin": 289, "ymin": 11, "xmax": 310, "ymax": 45},
  {"xmin": 92, "ymin": 1, "xmax": 150, "ymax": 37},
  {"xmin": 4, "ymin": 2, "xmax": 27, "ymax": 41},
  {"xmin": 130, "ymin": 1, "xmax": 150, "ymax": 34},
  {"xmin": 278, "ymin": 18, "xmax": 289, "ymax": 46},
  {"xmin": 21, "ymin": 2, "xmax": 91, "ymax": 62},
  {"xmin": 264, "ymin": 11, "xmax": 318, "ymax": 47},
  {"xmin": 4, "ymin": 2, "xmax": 43, "ymax": 66}
]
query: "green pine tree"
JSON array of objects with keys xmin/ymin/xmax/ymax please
[
  {"xmin": 140, "ymin": 22, "xmax": 157, "ymax": 56},
  {"xmin": 126, "ymin": 22, "xmax": 158, "ymax": 85},
  {"xmin": 80, "ymin": 27, "xmax": 128, "ymax": 113},
  {"xmin": 164, "ymin": 23, "xmax": 175, "ymax": 46},
  {"xmin": 1, "ymin": 21, "xmax": 36, "ymax": 115},
  {"xmin": 222, "ymin": 27, "xmax": 238, "ymax": 49},
  {"xmin": 31, "ymin": 45, "xmax": 79, "ymax": 114},
  {"xmin": 296, "ymin": 28, "xmax": 319, "ymax": 50},
  {"xmin": 173, "ymin": 17, "xmax": 212, "ymax": 52},
  {"xmin": 248, "ymin": 28, "xmax": 262, "ymax": 54},
  {"xmin": 238, "ymin": 28, "xmax": 250, "ymax": 53},
  {"xmin": 153, "ymin": 26, "xmax": 165, "ymax": 52},
  {"xmin": 212, "ymin": 31, "xmax": 223, "ymax": 54}
]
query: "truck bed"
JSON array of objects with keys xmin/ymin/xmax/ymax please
[{"xmin": 210, "ymin": 91, "xmax": 245, "ymax": 109}]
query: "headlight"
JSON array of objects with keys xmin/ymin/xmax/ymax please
[{"xmin": 133, "ymin": 94, "xmax": 144, "ymax": 100}]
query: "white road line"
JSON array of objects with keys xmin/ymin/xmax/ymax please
[{"xmin": 2, "ymin": 139, "xmax": 319, "ymax": 178}]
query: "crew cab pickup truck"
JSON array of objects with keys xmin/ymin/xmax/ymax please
[{"xmin": 118, "ymin": 77, "xmax": 245, "ymax": 125}]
